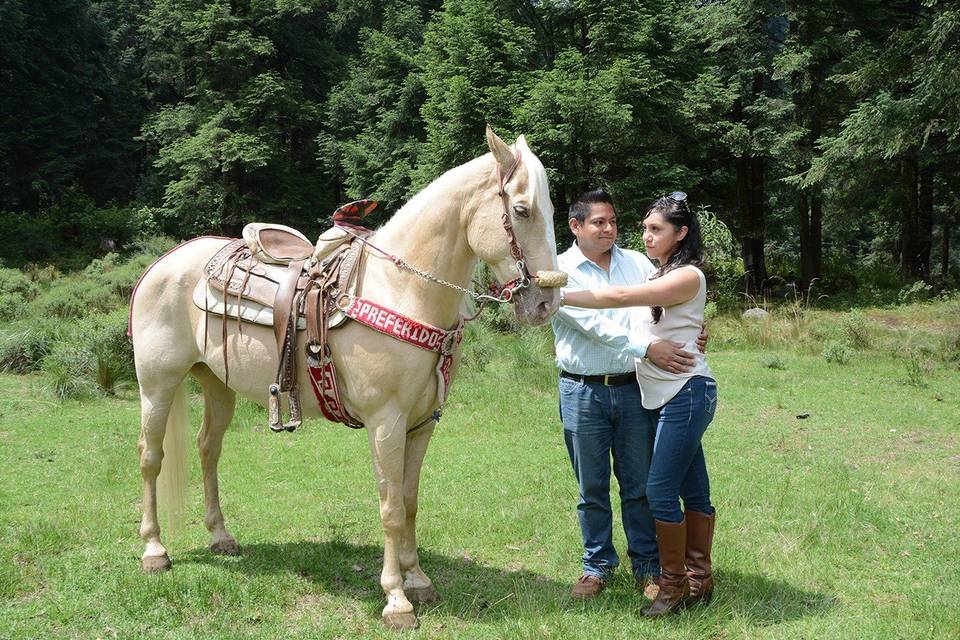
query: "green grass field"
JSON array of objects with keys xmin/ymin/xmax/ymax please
[{"xmin": 1, "ymin": 303, "xmax": 959, "ymax": 639}]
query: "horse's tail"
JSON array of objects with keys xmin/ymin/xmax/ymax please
[{"xmin": 158, "ymin": 381, "xmax": 189, "ymax": 534}]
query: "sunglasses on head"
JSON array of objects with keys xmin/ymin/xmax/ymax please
[{"xmin": 665, "ymin": 191, "xmax": 688, "ymax": 204}]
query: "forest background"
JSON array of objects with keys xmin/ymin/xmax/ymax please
[{"xmin": 1, "ymin": 0, "xmax": 958, "ymax": 302}]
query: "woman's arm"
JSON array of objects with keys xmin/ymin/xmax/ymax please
[{"xmin": 563, "ymin": 267, "xmax": 701, "ymax": 309}]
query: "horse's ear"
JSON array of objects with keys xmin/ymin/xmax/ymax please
[{"xmin": 486, "ymin": 125, "xmax": 515, "ymax": 169}]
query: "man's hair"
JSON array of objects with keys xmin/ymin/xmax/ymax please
[{"xmin": 569, "ymin": 189, "xmax": 615, "ymax": 224}]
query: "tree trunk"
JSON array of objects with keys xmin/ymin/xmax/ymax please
[
  {"xmin": 741, "ymin": 155, "xmax": 768, "ymax": 294},
  {"xmin": 900, "ymin": 157, "xmax": 922, "ymax": 279},
  {"xmin": 943, "ymin": 211, "xmax": 952, "ymax": 279},
  {"xmin": 798, "ymin": 192, "xmax": 823, "ymax": 289},
  {"xmin": 918, "ymin": 163, "xmax": 933, "ymax": 280}
]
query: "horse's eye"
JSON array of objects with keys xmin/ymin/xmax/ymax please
[{"xmin": 513, "ymin": 204, "xmax": 530, "ymax": 218}]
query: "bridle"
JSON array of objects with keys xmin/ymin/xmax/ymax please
[
  {"xmin": 487, "ymin": 152, "xmax": 534, "ymax": 303},
  {"xmin": 342, "ymin": 150, "xmax": 538, "ymax": 306}
]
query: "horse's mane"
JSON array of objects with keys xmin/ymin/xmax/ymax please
[
  {"xmin": 375, "ymin": 152, "xmax": 496, "ymax": 243},
  {"xmin": 375, "ymin": 139, "xmax": 552, "ymax": 257}
]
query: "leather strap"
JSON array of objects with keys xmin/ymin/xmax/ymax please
[{"xmin": 273, "ymin": 259, "xmax": 306, "ymax": 358}]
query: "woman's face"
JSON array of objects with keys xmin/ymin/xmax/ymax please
[{"xmin": 642, "ymin": 210, "xmax": 687, "ymax": 262}]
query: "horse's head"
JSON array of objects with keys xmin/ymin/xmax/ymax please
[{"xmin": 467, "ymin": 127, "xmax": 560, "ymax": 325}]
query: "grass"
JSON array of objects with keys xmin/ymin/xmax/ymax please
[{"xmin": 1, "ymin": 302, "xmax": 959, "ymax": 639}]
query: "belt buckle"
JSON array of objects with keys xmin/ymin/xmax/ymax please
[{"xmin": 603, "ymin": 374, "xmax": 613, "ymax": 386}]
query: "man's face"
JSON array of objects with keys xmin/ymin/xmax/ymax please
[{"xmin": 570, "ymin": 202, "xmax": 617, "ymax": 256}]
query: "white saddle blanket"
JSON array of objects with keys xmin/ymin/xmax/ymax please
[{"xmin": 192, "ymin": 279, "xmax": 351, "ymax": 330}]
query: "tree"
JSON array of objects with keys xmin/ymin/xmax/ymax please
[
  {"xmin": 414, "ymin": 0, "xmax": 536, "ymax": 188},
  {"xmin": 138, "ymin": 0, "xmax": 335, "ymax": 235},
  {"xmin": 806, "ymin": 1, "xmax": 959, "ymax": 282},
  {"xmin": 0, "ymin": 0, "xmax": 143, "ymax": 211},
  {"xmin": 319, "ymin": 2, "xmax": 438, "ymax": 220},
  {"xmin": 679, "ymin": 0, "xmax": 794, "ymax": 293}
]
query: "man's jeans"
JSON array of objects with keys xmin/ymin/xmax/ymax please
[
  {"xmin": 645, "ymin": 375, "xmax": 717, "ymax": 523},
  {"xmin": 560, "ymin": 376, "xmax": 659, "ymax": 580}
]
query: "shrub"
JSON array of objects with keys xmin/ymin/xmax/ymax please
[
  {"xmin": 77, "ymin": 309, "xmax": 136, "ymax": 394},
  {"xmin": 41, "ymin": 341, "xmax": 99, "ymax": 400},
  {"xmin": 22, "ymin": 263, "xmax": 60, "ymax": 284},
  {"xmin": 28, "ymin": 279, "xmax": 117, "ymax": 319},
  {"xmin": 34, "ymin": 309, "xmax": 134, "ymax": 399},
  {"xmin": 461, "ymin": 321, "xmax": 494, "ymax": 372},
  {"xmin": 0, "ymin": 267, "xmax": 40, "ymax": 320},
  {"xmin": 97, "ymin": 253, "xmax": 156, "ymax": 300},
  {"xmin": 513, "ymin": 326, "xmax": 556, "ymax": 387},
  {"xmin": 0, "ymin": 196, "xmax": 140, "ymax": 269},
  {"xmin": 760, "ymin": 354, "xmax": 786, "ymax": 369},
  {"xmin": 840, "ymin": 311, "xmax": 872, "ymax": 350},
  {"xmin": 822, "ymin": 341, "xmax": 853, "ymax": 365},
  {"xmin": 898, "ymin": 280, "xmax": 933, "ymax": 304},
  {"xmin": 0, "ymin": 318, "xmax": 64, "ymax": 373},
  {"xmin": 698, "ymin": 209, "xmax": 746, "ymax": 311},
  {"xmin": 903, "ymin": 349, "xmax": 929, "ymax": 388},
  {"xmin": 130, "ymin": 234, "xmax": 178, "ymax": 258}
]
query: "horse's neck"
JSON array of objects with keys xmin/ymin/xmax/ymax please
[{"xmin": 364, "ymin": 157, "xmax": 493, "ymax": 327}]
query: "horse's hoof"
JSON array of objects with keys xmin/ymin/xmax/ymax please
[
  {"xmin": 406, "ymin": 585, "xmax": 439, "ymax": 603},
  {"xmin": 383, "ymin": 612, "xmax": 418, "ymax": 630},
  {"xmin": 141, "ymin": 554, "xmax": 172, "ymax": 572},
  {"xmin": 210, "ymin": 539, "xmax": 240, "ymax": 556}
]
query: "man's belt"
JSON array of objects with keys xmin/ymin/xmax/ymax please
[{"xmin": 560, "ymin": 371, "xmax": 636, "ymax": 386}]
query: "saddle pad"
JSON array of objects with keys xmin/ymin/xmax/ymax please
[{"xmin": 192, "ymin": 278, "xmax": 351, "ymax": 331}]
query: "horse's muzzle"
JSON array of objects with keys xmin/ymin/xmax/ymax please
[{"xmin": 513, "ymin": 283, "xmax": 560, "ymax": 325}]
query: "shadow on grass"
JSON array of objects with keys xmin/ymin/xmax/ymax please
[
  {"xmin": 178, "ymin": 540, "xmax": 834, "ymax": 626},
  {"xmin": 707, "ymin": 568, "xmax": 837, "ymax": 625},
  {"xmin": 179, "ymin": 539, "xmax": 572, "ymax": 620}
]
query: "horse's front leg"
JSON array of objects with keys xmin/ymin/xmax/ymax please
[
  {"xmin": 367, "ymin": 412, "xmax": 418, "ymax": 630},
  {"xmin": 399, "ymin": 422, "xmax": 437, "ymax": 603}
]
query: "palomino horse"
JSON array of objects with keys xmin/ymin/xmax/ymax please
[{"xmin": 130, "ymin": 128, "xmax": 559, "ymax": 629}]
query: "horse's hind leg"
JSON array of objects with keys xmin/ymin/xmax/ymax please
[
  {"xmin": 138, "ymin": 377, "xmax": 188, "ymax": 572},
  {"xmin": 192, "ymin": 364, "xmax": 239, "ymax": 556},
  {"xmin": 400, "ymin": 422, "xmax": 438, "ymax": 603}
]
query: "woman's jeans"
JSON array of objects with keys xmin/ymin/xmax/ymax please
[{"xmin": 645, "ymin": 376, "xmax": 717, "ymax": 523}]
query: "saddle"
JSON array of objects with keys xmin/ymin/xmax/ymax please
[{"xmin": 195, "ymin": 201, "xmax": 376, "ymax": 432}]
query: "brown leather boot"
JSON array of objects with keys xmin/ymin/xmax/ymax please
[
  {"xmin": 641, "ymin": 519, "xmax": 689, "ymax": 617},
  {"xmin": 685, "ymin": 509, "xmax": 715, "ymax": 605}
]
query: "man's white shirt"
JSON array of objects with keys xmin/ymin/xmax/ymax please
[{"xmin": 551, "ymin": 242, "xmax": 655, "ymax": 375}]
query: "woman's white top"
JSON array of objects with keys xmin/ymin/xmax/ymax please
[{"xmin": 635, "ymin": 265, "xmax": 714, "ymax": 409}]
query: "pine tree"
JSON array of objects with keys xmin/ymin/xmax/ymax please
[{"xmin": 138, "ymin": 0, "xmax": 334, "ymax": 235}]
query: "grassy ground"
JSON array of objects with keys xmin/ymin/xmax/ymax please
[{"xmin": 1, "ymin": 302, "xmax": 958, "ymax": 639}]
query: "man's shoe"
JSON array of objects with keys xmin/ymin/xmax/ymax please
[
  {"xmin": 636, "ymin": 574, "xmax": 661, "ymax": 600},
  {"xmin": 571, "ymin": 574, "xmax": 606, "ymax": 599}
]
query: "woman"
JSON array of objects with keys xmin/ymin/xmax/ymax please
[{"xmin": 561, "ymin": 192, "xmax": 717, "ymax": 617}]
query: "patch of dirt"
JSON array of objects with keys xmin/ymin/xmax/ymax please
[{"xmin": 870, "ymin": 311, "xmax": 959, "ymax": 333}]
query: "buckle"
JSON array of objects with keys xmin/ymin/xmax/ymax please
[{"xmin": 603, "ymin": 374, "xmax": 613, "ymax": 386}]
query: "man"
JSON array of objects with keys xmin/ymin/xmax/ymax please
[{"xmin": 551, "ymin": 189, "xmax": 702, "ymax": 598}]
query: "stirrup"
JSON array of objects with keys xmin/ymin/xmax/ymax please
[{"xmin": 268, "ymin": 384, "xmax": 302, "ymax": 432}]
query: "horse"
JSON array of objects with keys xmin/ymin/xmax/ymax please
[{"xmin": 129, "ymin": 127, "xmax": 560, "ymax": 629}]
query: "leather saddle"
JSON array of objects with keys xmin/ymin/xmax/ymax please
[{"xmin": 194, "ymin": 202, "xmax": 376, "ymax": 432}]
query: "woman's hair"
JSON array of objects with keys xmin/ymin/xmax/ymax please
[{"xmin": 646, "ymin": 193, "xmax": 704, "ymax": 323}]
